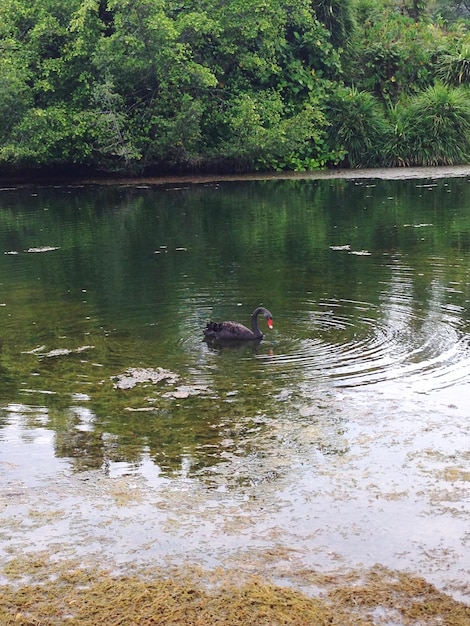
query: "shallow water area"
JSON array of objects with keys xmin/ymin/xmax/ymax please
[{"xmin": 0, "ymin": 169, "xmax": 469, "ymax": 605}]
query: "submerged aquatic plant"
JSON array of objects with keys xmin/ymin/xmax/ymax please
[{"xmin": 1, "ymin": 559, "xmax": 469, "ymax": 626}]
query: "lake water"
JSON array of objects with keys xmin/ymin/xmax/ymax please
[{"xmin": 0, "ymin": 174, "xmax": 469, "ymax": 600}]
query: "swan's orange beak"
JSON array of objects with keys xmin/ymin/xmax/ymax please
[{"xmin": 267, "ymin": 318, "xmax": 273, "ymax": 329}]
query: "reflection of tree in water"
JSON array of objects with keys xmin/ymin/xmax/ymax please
[
  {"xmin": 55, "ymin": 428, "xmax": 107, "ymax": 472},
  {"xmin": 47, "ymin": 353, "xmax": 347, "ymax": 480},
  {"xmin": 0, "ymin": 341, "xmax": 17, "ymax": 400}
]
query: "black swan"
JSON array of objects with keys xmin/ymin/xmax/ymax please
[{"xmin": 203, "ymin": 307, "xmax": 273, "ymax": 341}]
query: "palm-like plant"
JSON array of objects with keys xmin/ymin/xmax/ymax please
[
  {"xmin": 327, "ymin": 86, "xmax": 391, "ymax": 167},
  {"xmin": 385, "ymin": 83, "xmax": 470, "ymax": 166},
  {"xmin": 436, "ymin": 43, "xmax": 470, "ymax": 87}
]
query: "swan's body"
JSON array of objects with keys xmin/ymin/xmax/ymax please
[{"xmin": 203, "ymin": 307, "xmax": 273, "ymax": 341}]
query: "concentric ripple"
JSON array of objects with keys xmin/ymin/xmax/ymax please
[{"xmin": 259, "ymin": 295, "xmax": 470, "ymax": 392}]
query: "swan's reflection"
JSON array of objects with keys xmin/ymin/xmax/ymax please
[{"xmin": 202, "ymin": 336, "xmax": 264, "ymax": 354}]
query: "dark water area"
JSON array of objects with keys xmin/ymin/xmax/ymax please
[{"xmin": 0, "ymin": 175, "xmax": 469, "ymax": 599}]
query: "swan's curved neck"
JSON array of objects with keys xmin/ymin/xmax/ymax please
[{"xmin": 250, "ymin": 308, "xmax": 264, "ymax": 337}]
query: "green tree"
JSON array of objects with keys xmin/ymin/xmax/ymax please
[
  {"xmin": 351, "ymin": 8, "xmax": 445, "ymax": 103},
  {"xmin": 0, "ymin": 0, "xmax": 469, "ymax": 173}
]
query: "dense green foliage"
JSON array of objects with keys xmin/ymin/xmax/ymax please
[{"xmin": 0, "ymin": 0, "xmax": 469, "ymax": 174}]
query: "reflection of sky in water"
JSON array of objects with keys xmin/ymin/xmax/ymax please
[
  {"xmin": 0, "ymin": 390, "xmax": 468, "ymax": 600},
  {"xmin": 255, "ymin": 288, "xmax": 470, "ymax": 392}
]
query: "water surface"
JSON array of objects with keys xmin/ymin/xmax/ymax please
[{"xmin": 0, "ymin": 176, "xmax": 469, "ymax": 599}]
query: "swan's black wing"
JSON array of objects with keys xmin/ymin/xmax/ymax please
[{"xmin": 203, "ymin": 321, "xmax": 257, "ymax": 340}]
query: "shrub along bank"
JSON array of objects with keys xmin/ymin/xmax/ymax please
[{"xmin": 0, "ymin": 0, "xmax": 469, "ymax": 175}]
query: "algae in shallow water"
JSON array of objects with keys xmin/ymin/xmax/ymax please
[{"xmin": 0, "ymin": 560, "xmax": 469, "ymax": 626}]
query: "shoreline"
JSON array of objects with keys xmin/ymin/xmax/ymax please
[
  {"xmin": 87, "ymin": 165, "xmax": 470, "ymax": 185},
  {"xmin": 1, "ymin": 165, "xmax": 470, "ymax": 189}
]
